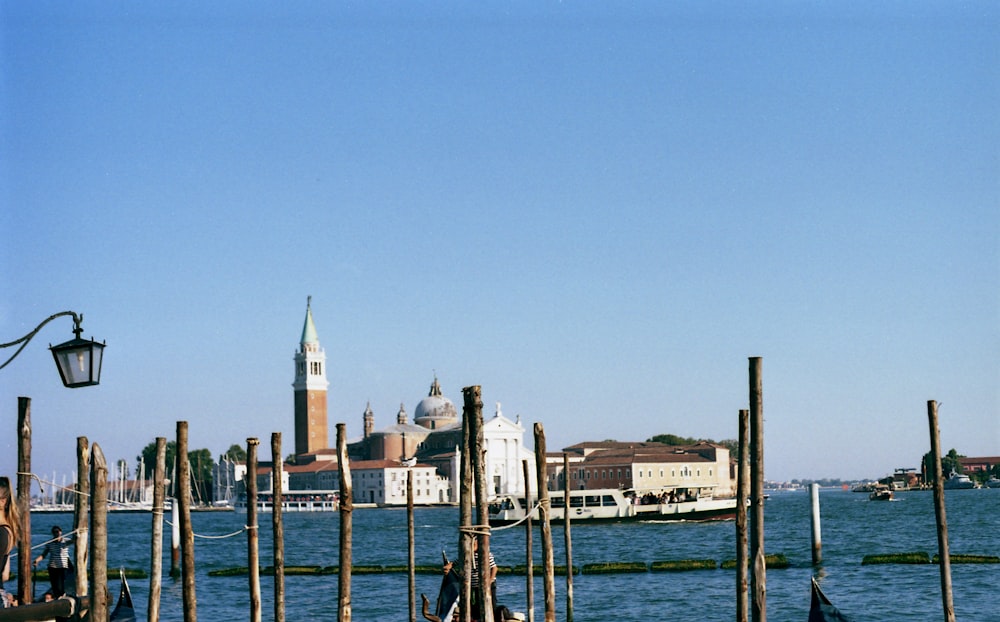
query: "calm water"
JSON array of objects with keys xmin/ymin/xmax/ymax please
[{"xmin": 19, "ymin": 488, "xmax": 1000, "ymax": 621}]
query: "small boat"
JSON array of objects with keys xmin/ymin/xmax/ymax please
[
  {"xmin": 489, "ymin": 487, "xmax": 739, "ymax": 526},
  {"xmin": 110, "ymin": 568, "xmax": 136, "ymax": 622},
  {"xmin": 0, "ymin": 569, "xmax": 135, "ymax": 621},
  {"xmin": 942, "ymin": 470, "xmax": 976, "ymax": 490},
  {"xmin": 984, "ymin": 476, "xmax": 1000, "ymax": 489},
  {"xmin": 868, "ymin": 485, "xmax": 893, "ymax": 501},
  {"xmin": 809, "ymin": 577, "xmax": 854, "ymax": 622}
]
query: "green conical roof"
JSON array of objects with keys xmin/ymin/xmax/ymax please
[{"xmin": 301, "ymin": 296, "xmax": 319, "ymax": 345}]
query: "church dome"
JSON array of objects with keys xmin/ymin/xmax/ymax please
[{"xmin": 414, "ymin": 377, "xmax": 458, "ymax": 429}]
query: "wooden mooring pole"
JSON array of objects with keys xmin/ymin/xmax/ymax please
[
  {"xmin": 810, "ymin": 483, "xmax": 822, "ymax": 565},
  {"xmin": 148, "ymin": 437, "xmax": 167, "ymax": 622},
  {"xmin": 466, "ymin": 386, "xmax": 494, "ymax": 622},
  {"xmin": 74, "ymin": 436, "xmax": 90, "ymax": 599},
  {"xmin": 407, "ymin": 468, "xmax": 416, "ymax": 622},
  {"xmin": 90, "ymin": 443, "xmax": 109, "ymax": 622},
  {"xmin": 736, "ymin": 409, "xmax": 749, "ymax": 622},
  {"xmin": 271, "ymin": 432, "xmax": 285, "ymax": 622},
  {"xmin": 458, "ymin": 401, "xmax": 473, "ymax": 622},
  {"xmin": 16, "ymin": 397, "xmax": 33, "ymax": 604},
  {"xmin": 521, "ymin": 459, "xmax": 534, "ymax": 622},
  {"xmin": 246, "ymin": 437, "xmax": 261, "ymax": 622},
  {"xmin": 177, "ymin": 421, "xmax": 197, "ymax": 622},
  {"xmin": 337, "ymin": 423, "xmax": 353, "ymax": 622},
  {"xmin": 927, "ymin": 400, "xmax": 956, "ymax": 622},
  {"xmin": 563, "ymin": 453, "xmax": 573, "ymax": 622},
  {"xmin": 533, "ymin": 423, "xmax": 555, "ymax": 622},
  {"xmin": 749, "ymin": 356, "xmax": 766, "ymax": 622}
]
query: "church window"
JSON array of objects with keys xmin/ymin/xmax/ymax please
[
  {"xmin": 659, "ymin": 469, "xmax": 664, "ymax": 478},
  {"xmin": 697, "ymin": 469, "xmax": 701, "ymax": 477},
  {"xmin": 709, "ymin": 469, "xmax": 713, "ymax": 476}
]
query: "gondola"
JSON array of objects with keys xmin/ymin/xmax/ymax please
[
  {"xmin": 109, "ymin": 568, "xmax": 136, "ymax": 622},
  {"xmin": 0, "ymin": 569, "xmax": 135, "ymax": 622},
  {"xmin": 808, "ymin": 577, "xmax": 854, "ymax": 622}
]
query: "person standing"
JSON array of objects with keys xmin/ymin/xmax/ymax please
[
  {"xmin": 0, "ymin": 476, "xmax": 22, "ymax": 608},
  {"xmin": 34, "ymin": 525, "xmax": 74, "ymax": 598},
  {"xmin": 443, "ymin": 538, "xmax": 498, "ymax": 620}
]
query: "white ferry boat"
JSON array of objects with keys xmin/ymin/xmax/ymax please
[
  {"xmin": 233, "ymin": 490, "xmax": 339, "ymax": 513},
  {"xmin": 489, "ymin": 487, "xmax": 739, "ymax": 526}
]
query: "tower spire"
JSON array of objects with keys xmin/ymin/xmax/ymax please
[{"xmin": 301, "ymin": 295, "xmax": 319, "ymax": 347}]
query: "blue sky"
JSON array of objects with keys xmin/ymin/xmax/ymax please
[{"xmin": 2, "ymin": 2, "xmax": 997, "ymax": 487}]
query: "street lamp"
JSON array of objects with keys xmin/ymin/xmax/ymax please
[{"xmin": 0, "ymin": 310, "xmax": 105, "ymax": 387}]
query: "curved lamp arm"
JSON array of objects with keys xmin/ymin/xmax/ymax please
[{"xmin": 0, "ymin": 310, "xmax": 83, "ymax": 371}]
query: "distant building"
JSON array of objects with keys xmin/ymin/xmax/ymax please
[
  {"xmin": 958, "ymin": 456, "xmax": 1000, "ymax": 474},
  {"xmin": 544, "ymin": 440, "xmax": 735, "ymax": 497},
  {"xmin": 254, "ymin": 300, "xmax": 535, "ymax": 506}
]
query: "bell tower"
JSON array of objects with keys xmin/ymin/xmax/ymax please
[{"xmin": 293, "ymin": 296, "xmax": 329, "ymax": 456}]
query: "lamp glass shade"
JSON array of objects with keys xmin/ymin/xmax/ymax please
[{"xmin": 50, "ymin": 337, "xmax": 105, "ymax": 388}]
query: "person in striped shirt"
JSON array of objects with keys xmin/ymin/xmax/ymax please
[
  {"xmin": 442, "ymin": 538, "xmax": 498, "ymax": 620},
  {"xmin": 33, "ymin": 525, "xmax": 74, "ymax": 598}
]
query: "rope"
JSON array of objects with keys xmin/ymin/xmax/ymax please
[
  {"xmin": 161, "ymin": 518, "xmax": 246, "ymax": 540},
  {"xmin": 458, "ymin": 524, "xmax": 492, "ymax": 536},
  {"xmin": 4, "ymin": 528, "xmax": 85, "ymax": 565},
  {"xmin": 489, "ymin": 497, "xmax": 549, "ymax": 531}
]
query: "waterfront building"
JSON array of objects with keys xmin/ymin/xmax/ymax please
[{"xmin": 544, "ymin": 440, "xmax": 735, "ymax": 497}]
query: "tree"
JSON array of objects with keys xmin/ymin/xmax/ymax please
[
  {"xmin": 136, "ymin": 440, "xmax": 216, "ymax": 502},
  {"xmin": 138, "ymin": 440, "xmax": 177, "ymax": 480},
  {"xmin": 647, "ymin": 434, "xmax": 737, "ymax": 454},
  {"xmin": 921, "ymin": 447, "xmax": 965, "ymax": 483},
  {"xmin": 188, "ymin": 448, "xmax": 215, "ymax": 504},
  {"xmin": 221, "ymin": 444, "xmax": 246, "ymax": 462},
  {"xmin": 647, "ymin": 434, "xmax": 701, "ymax": 446}
]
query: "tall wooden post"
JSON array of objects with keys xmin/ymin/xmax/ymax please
[
  {"xmin": 246, "ymin": 438, "xmax": 261, "ymax": 622},
  {"xmin": 533, "ymin": 423, "xmax": 555, "ymax": 622},
  {"xmin": 337, "ymin": 423, "xmax": 353, "ymax": 622},
  {"xmin": 810, "ymin": 483, "xmax": 822, "ymax": 565},
  {"xmin": 407, "ymin": 469, "xmax": 416, "ymax": 622},
  {"xmin": 271, "ymin": 432, "xmax": 285, "ymax": 622},
  {"xmin": 16, "ymin": 397, "xmax": 32, "ymax": 604},
  {"xmin": 749, "ymin": 357, "xmax": 766, "ymax": 622},
  {"xmin": 90, "ymin": 443, "xmax": 109, "ymax": 622},
  {"xmin": 735, "ymin": 410, "xmax": 749, "ymax": 622},
  {"xmin": 177, "ymin": 421, "xmax": 197, "ymax": 622},
  {"xmin": 521, "ymin": 459, "xmax": 534, "ymax": 622},
  {"xmin": 466, "ymin": 386, "xmax": 494, "ymax": 622},
  {"xmin": 927, "ymin": 400, "xmax": 956, "ymax": 622},
  {"xmin": 148, "ymin": 437, "xmax": 166, "ymax": 622},
  {"xmin": 563, "ymin": 453, "xmax": 573, "ymax": 622},
  {"xmin": 458, "ymin": 401, "xmax": 473, "ymax": 622},
  {"xmin": 74, "ymin": 436, "xmax": 90, "ymax": 599}
]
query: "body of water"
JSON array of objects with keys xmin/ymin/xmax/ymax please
[{"xmin": 15, "ymin": 488, "xmax": 1000, "ymax": 621}]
